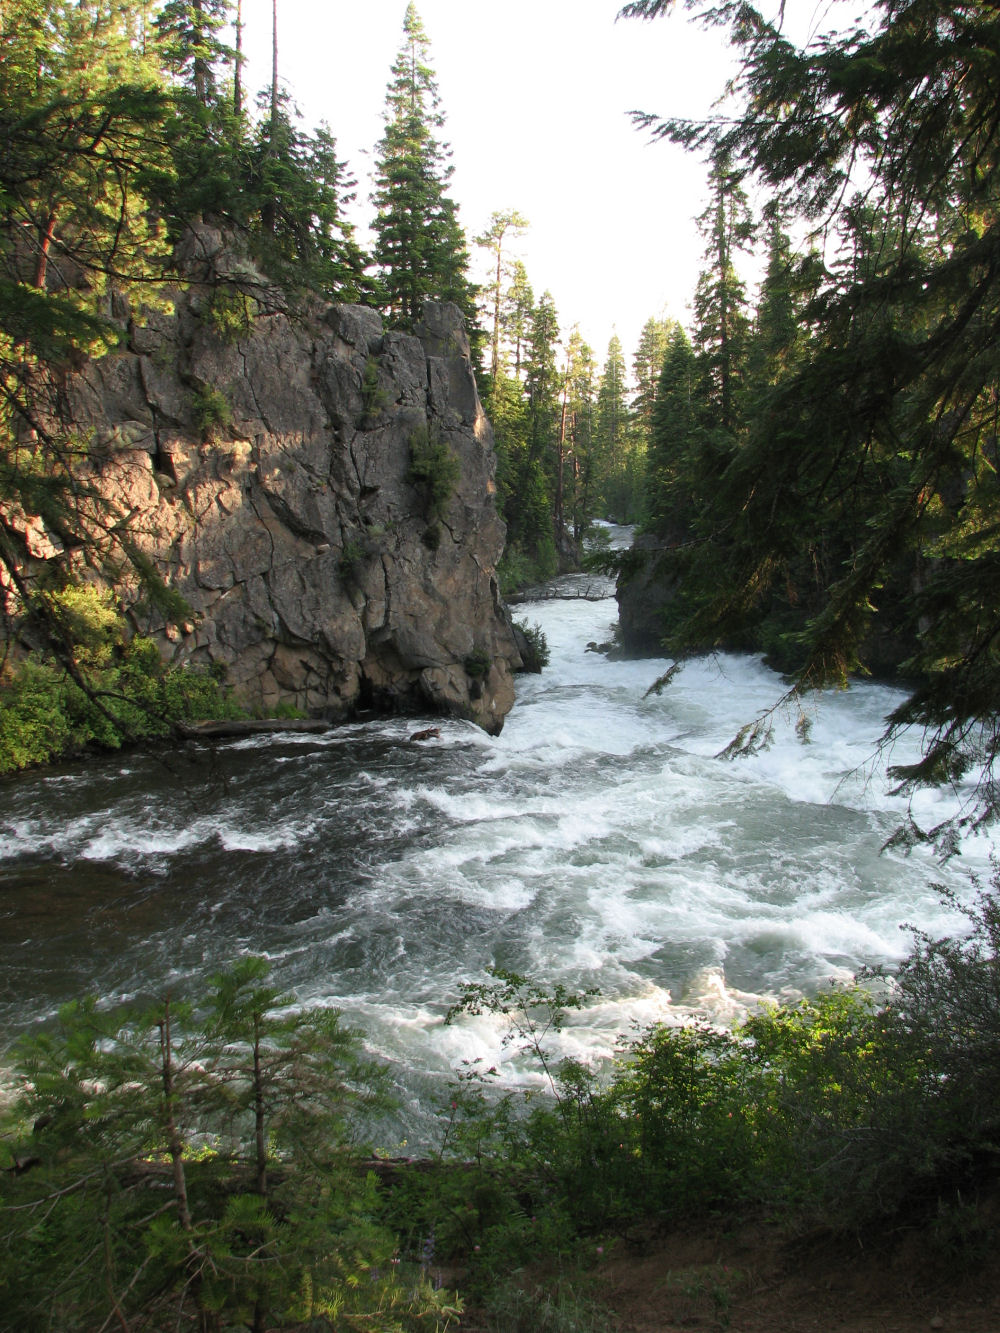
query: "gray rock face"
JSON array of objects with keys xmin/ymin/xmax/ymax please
[
  {"xmin": 25, "ymin": 240, "xmax": 521, "ymax": 733},
  {"xmin": 615, "ymin": 535, "xmax": 677, "ymax": 656}
]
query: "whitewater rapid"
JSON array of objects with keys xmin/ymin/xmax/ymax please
[{"xmin": 1, "ymin": 536, "xmax": 992, "ymax": 1136}]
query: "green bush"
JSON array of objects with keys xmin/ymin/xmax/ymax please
[
  {"xmin": 203, "ymin": 284, "xmax": 258, "ymax": 342},
  {"xmin": 514, "ymin": 619, "xmax": 550, "ymax": 672},
  {"xmin": 484, "ymin": 1276, "xmax": 616, "ymax": 1333},
  {"xmin": 191, "ymin": 382, "xmax": 233, "ymax": 440},
  {"xmin": 408, "ymin": 424, "xmax": 460, "ymax": 521},
  {"xmin": 0, "ymin": 961, "xmax": 462, "ymax": 1332},
  {"xmin": 497, "ymin": 538, "xmax": 558, "ymax": 595},
  {"xmin": 360, "ymin": 355, "xmax": 390, "ymax": 426},
  {"xmin": 0, "ymin": 635, "xmax": 245, "ymax": 773},
  {"xmin": 432, "ymin": 889, "xmax": 1000, "ymax": 1246}
]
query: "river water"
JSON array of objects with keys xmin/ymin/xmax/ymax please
[{"xmin": 1, "ymin": 526, "xmax": 993, "ymax": 1137}]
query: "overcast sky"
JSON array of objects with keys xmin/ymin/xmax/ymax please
[{"xmin": 237, "ymin": 0, "xmax": 741, "ymax": 374}]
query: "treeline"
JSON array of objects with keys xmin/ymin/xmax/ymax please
[
  {"xmin": 617, "ymin": 0, "xmax": 1000, "ymax": 843},
  {"xmin": 3, "ymin": 878, "xmax": 1000, "ymax": 1330},
  {"xmin": 476, "ymin": 228, "xmax": 676, "ymax": 588}
]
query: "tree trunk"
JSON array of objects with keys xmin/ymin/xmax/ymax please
[
  {"xmin": 234, "ymin": 0, "xmax": 243, "ymax": 117},
  {"xmin": 34, "ymin": 210, "xmax": 58, "ymax": 288},
  {"xmin": 253, "ymin": 1014, "xmax": 268, "ymax": 1198}
]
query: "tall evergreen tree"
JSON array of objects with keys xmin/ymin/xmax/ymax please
[
  {"xmin": 596, "ymin": 334, "xmax": 640, "ymax": 521},
  {"xmin": 475, "ymin": 208, "xmax": 528, "ymax": 387},
  {"xmin": 371, "ymin": 3, "xmax": 476, "ymax": 330},
  {"xmin": 156, "ymin": 0, "xmax": 231, "ymax": 106},
  {"xmin": 643, "ymin": 325, "xmax": 701, "ymax": 538},
  {"xmin": 561, "ymin": 327, "xmax": 599, "ymax": 543},
  {"xmin": 750, "ymin": 206, "xmax": 802, "ymax": 389},
  {"xmin": 503, "ymin": 259, "xmax": 534, "ymax": 380},
  {"xmin": 632, "ymin": 314, "xmax": 674, "ymax": 443},
  {"xmin": 692, "ymin": 147, "xmax": 754, "ymax": 437}
]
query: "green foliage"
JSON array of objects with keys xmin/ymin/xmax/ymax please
[
  {"xmin": 0, "ymin": 959, "xmax": 460, "ymax": 1332},
  {"xmin": 361, "ymin": 354, "xmax": 390, "ymax": 426},
  {"xmin": 371, "ymin": 4, "xmax": 477, "ymax": 330},
  {"xmin": 202, "ymin": 283, "xmax": 258, "ymax": 342},
  {"xmin": 191, "ymin": 381, "xmax": 233, "ymax": 440},
  {"xmin": 10, "ymin": 890, "xmax": 1000, "ymax": 1324},
  {"xmin": 464, "ymin": 649, "xmax": 491, "ymax": 679},
  {"xmin": 0, "ymin": 630, "xmax": 245, "ymax": 773},
  {"xmin": 620, "ymin": 0, "xmax": 1000, "ymax": 840},
  {"xmin": 424, "ymin": 878, "xmax": 1000, "ymax": 1257},
  {"xmin": 409, "ymin": 423, "xmax": 460, "ymax": 521},
  {"xmin": 483, "ymin": 1276, "xmax": 616, "ymax": 1332},
  {"xmin": 497, "ymin": 542, "xmax": 546, "ymax": 596},
  {"xmin": 514, "ymin": 619, "xmax": 550, "ymax": 673}
]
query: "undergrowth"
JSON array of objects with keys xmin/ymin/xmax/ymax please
[{"xmin": 3, "ymin": 863, "xmax": 1000, "ymax": 1326}]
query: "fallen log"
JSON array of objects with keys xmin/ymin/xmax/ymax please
[{"xmin": 175, "ymin": 718, "xmax": 333, "ymax": 739}]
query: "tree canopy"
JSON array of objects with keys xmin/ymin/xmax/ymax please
[
  {"xmin": 371, "ymin": 3, "xmax": 477, "ymax": 331},
  {"xmin": 621, "ymin": 0, "xmax": 1000, "ymax": 843}
]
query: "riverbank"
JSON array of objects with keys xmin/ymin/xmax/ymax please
[{"xmin": 460, "ymin": 1207, "xmax": 1000, "ymax": 1331}]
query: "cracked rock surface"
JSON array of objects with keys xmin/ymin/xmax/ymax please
[{"xmin": 32, "ymin": 232, "xmax": 521, "ymax": 733}]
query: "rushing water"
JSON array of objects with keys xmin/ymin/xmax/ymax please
[{"xmin": 1, "ymin": 525, "xmax": 993, "ymax": 1136}]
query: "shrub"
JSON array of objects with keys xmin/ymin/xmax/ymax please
[
  {"xmin": 408, "ymin": 424, "xmax": 460, "ymax": 521},
  {"xmin": 514, "ymin": 619, "xmax": 549, "ymax": 672},
  {"xmin": 191, "ymin": 382, "xmax": 233, "ymax": 440},
  {"xmin": 0, "ymin": 961, "xmax": 462, "ymax": 1332},
  {"xmin": 0, "ymin": 634, "xmax": 246, "ymax": 773},
  {"xmin": 360, "ymin": 355, "xmax": 390, "ymax": 426}
]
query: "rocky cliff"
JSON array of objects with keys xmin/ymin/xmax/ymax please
[{"xmin": 26, "ymin": 228, "xmax": 521, "ymax": 733}]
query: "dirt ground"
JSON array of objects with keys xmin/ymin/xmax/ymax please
[
  {"xmin": 587, "ymin": 1213, "xmax": 1000, "ymax": 1333},
  {"xmin": 458, "ymin": 1202, "xmax": 1000, "ymax": 1332}
]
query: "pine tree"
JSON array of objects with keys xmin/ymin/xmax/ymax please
[
  {"xmin": 525, "ymin": 291, "xmax": 561, "ymax": 467},
  {"xmin": 0, "ymin": 2, "xmax": 177, "ymax": 706},
  {"xmin": 503, "ymin": 259, "xmax": 534, "ymax": 380},
  {"xmin": 643, "ymin": 325, "xmax": 701, "ymax": 538},
  {"xmin": 156, "ymin": 0, "xmax": 232, "ymax": 106},
  {"xmin": 371, "ymin": 3, "xmax": 477, "ymax": 330},
  {"xmin": 692, "ymin": 147, "xmax": 754, "ymax": 438},
  {"xmin": 475, "ymin": 208, "xmax": 528, "ymax": 387},
  {"xmin": 632, "ymin": 315, "xmax": 674, "ymax": 444},
  {"xmin": 595, "ymin": 334, "xmax": 640, "ymax": 521},
  {"xmin": 561, "ymin": 327, "xmax": 599, "ymax": 543},
  {"xmin": 0, "ymin": 965, "xmax": 448, "ymax": 1331},
  {"xmin": 248, "ymin": 98, "xmax": 368, "ymax": 299}
]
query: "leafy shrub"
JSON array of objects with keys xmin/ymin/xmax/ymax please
[
  {"xmin": 433, "ymin": 891, "xmax": 1000, "ymax": 1245},
  {"xmin": 338, "ymin": 538, "xmax": 367, "ymax": 580},
  {"xmin": 484, "ymin": 1277, "xmax": 616, "ymax": 1332},
  {"xmin": 360, "ymin": 355, "xmax": 390, "ymax": 426},
  {"xmin": 0, "ymin": 634, "xmax": 246, "ymax": 773},
  {"xmin": 464, "ymin": 649, "xmax": 491, "ymax": 679},
  {"xmin": 0, "ymin": 961, "xmax": 462, "ymax": 1332},
  {"xmin": 497, "ymin": 538, "xmax": 558, "ymax": 594}
]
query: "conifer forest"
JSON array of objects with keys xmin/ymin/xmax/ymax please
[{"xmin": 3, "ymin": 3, "xmax": 1000, "ymax": 1331}]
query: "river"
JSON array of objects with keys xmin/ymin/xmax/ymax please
[{"xmin": 1, "ymin": 525, "xmax": 992, "ymax": 1138}]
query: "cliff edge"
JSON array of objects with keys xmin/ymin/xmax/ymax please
[{"xmin": 26, "ymin": 227, "xmax": 521, "ymax": 734}]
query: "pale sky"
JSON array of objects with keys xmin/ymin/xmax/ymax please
[{"xmin": 238, "ymin": 0, "xmax": 740, "ymax": 377}]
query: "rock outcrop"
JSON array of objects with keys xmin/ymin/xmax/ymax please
[
  {"xmin": 23, "ymin": 228, "xmax": 521, "ymax": 732},
  {"xmin": 615, "ymin": 535, "xmax": 677, "ymax": 656}
]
